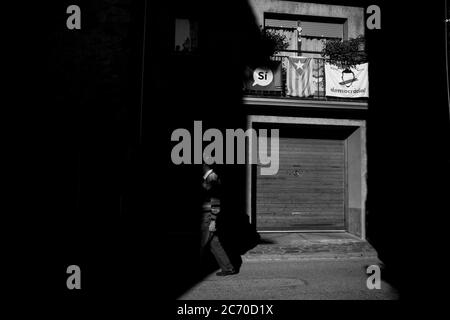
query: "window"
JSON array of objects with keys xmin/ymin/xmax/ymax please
[
  {"xmin": 299, "ymin": 21, "xmax": 343, "ymax": 57},
  {"xmin": 264, "ymin": 15, "xmax": 345, "ymax": 58},
  {"xmin": 174, "ymin": 18, "xmax": 199, "ymax": 53}
]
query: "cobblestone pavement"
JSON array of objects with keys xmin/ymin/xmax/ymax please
[{"xmin": 243, "ymin": 233, "xmax": 377, "ymax": 261}]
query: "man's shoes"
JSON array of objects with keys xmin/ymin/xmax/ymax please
[{"xmin": 216, "ymin": 270, "xmax": 237, "ymax": 276}]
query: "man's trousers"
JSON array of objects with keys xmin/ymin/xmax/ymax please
[{"xmin": 200, "ymin": 216, "xmax": 234, "ymax": 272}]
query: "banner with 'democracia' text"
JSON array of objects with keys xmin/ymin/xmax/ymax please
[{"xmin": 325, "ymin": 63, "xmax": 369, "ymax": 98}]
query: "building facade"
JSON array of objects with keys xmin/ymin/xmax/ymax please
[
  {"xmin": 243, "ymin": 1, "xmax": 368, "ymax": 238},
  {"xmin": 151, "ymin": 0, "xmax": 369, "ymax": 240}
]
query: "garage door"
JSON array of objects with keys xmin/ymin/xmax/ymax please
[{"xmin": 256, "ymin": 134, "xmax": 346, "ymax": 231}]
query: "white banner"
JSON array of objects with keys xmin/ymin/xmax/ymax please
[{"xmin": 325, "ymin": 63, "xmax": 369, "ymax": 98}]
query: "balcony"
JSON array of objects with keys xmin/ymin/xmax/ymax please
[{"xmin": 243, "ymin": 52, "xmax": 369, "ymax": 109}]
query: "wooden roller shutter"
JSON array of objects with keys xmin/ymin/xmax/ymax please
[{"xmin": 256, "ymin": 136, "xmax": 345, "ymax": 231}]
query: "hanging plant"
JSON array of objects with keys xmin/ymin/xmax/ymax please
[
  {"xmin": 260, "ymin": 26, "xmax": 290, "ymax": 56},
  {"xmin": 321, "ymin": 35, "xmax": 367, "ymax": 70}
]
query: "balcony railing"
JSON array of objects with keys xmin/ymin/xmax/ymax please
[{"xmin": 243, "ymin": 52, "xmax": 368, "ymax": 103}]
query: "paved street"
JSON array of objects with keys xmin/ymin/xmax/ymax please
[
  {"xmin": 243, "ymin": 232, "xmax": 377, "ymax": 260},
  {"xmin": 179, "ymin": 258, "xmax": 398, "ymax": 300}
]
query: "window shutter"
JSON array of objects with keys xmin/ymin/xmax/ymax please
[{"xmin": 300, "ymin": 21, "xmax": 343, "ymax": 39}]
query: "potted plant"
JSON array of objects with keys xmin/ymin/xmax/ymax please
[
  {"xmin": 260, "ymin": 26, "xmax": 290, "ymax": 57},
  {"xmin": 321, "ymin": 35, "xmax": 367, "ymax": 70}
]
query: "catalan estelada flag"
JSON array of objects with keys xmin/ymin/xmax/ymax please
[{"xmin": 286, "ymin": 57, "xmax": 316, "ymax": 97}]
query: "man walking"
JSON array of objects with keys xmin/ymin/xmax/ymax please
[{"xmin": 200, "ymin": 164, "xmax": 237, "ymax": 276}]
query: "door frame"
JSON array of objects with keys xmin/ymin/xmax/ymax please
[{"xmin": 246, "ymin": 115, "xmax": 367, "ymax": 238}]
